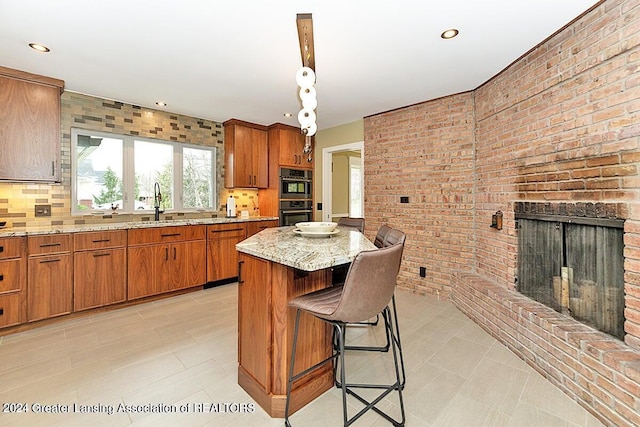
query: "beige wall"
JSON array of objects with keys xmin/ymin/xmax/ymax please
[{"xmin": 312, "ymin": 119, "xmax": 364, "ymax": 220}]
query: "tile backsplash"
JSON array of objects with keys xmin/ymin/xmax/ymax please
[{"xmin": 0, "ymin": 91, "xmax": 261, "ymax": 229}]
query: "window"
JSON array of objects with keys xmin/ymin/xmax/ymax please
[{"xmin": 72, "ymin": 128, "xmax": 217, "ymax": 214}]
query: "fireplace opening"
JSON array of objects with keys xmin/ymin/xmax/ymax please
[{"xmin": 515, "ymin": 204, "xmax": 625, "ymax": 340}]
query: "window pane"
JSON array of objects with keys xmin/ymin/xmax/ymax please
[
  {"xmin": 135, "ymin": 140, "xmax": 173, "ymax": 210},
  {"xmin": 183, "ymin": 146, "xmax": 213, "ymax": 208},
  {"xmin": 75, "ymin": 134, "xmax": 124, "ymax": 211}
]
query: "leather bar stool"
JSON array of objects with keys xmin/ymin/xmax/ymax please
[
  {"xmin": 343, "ymin": 226, "xmax": 407, "ymax": 389},
  {"xmin": 332, "ymin": 217, "xmax": 366, "ymax": 285},
  {"xmin": 337, "ymin": 216, "xmax": 365, "ymax": 232},
  {"xmin": 285, "ymin": 242, "xmax": 406, "ymax": 427}
]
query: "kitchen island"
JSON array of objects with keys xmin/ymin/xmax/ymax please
[{"xmin": 235, "ymin": 225, "xmax": 376, "ymax": 417}]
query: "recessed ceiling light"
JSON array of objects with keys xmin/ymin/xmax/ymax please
[
  {"xmin": 441, "ymin": 29, "xmax": 459, "ymax": 39},
  {"xmin": 155, "ymin": 101, "xmax": 167, "ymax": 107},
  {"xmin": 283, "ymin": 112, "xmax": 293, "ymax": 118},
  {"xmin": 28, "ymin": 43, "xmax": 50, "ymax": 53}
]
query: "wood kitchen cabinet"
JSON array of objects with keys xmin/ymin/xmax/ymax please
[
  {"xmin": 0, "ymin": 237, "xmax": 27, "ymax": 328},
  {"xmin": 0, "ymin": 66, "xmax": 64, "ymax": 182},
  {"xmin": 73, "ymin": 230, "xmax": 127, "ymax": 311},
  {"xmin": 27, "ymin": 234, "xmax": 72, "ymax": 321},
  {"xmin": 268, "ymin": 123, "xmax": 313, "ymax": 169},
  {"xmin": 245, "ymin": 219, "xmax": 279, "ymax": 237},
  {"xmin": 127, "ymin": 225, "xmax": 206, "ymax": 300},
  {"xmin": 224, "ymin": 119, "xmax": 268, "ymax": 188},
  {"xmin": 206, "ymin": 223, "xmax": 246, "ymax": 282}
]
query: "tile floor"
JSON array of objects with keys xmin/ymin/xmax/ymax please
[{"xmin": 0, "ymin": 284, "xmax": 605, "ymax": 426}]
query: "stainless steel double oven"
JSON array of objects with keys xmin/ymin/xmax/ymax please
[{"xmin": 279, "ymin": 167, "xmax": 313, "ymax": 226}]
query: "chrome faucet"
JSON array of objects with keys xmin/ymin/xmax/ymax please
[{"xmin": 154, "ymin": 182, "xmax": 163, "ymax": 221}]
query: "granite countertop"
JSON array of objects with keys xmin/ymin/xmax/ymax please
[
  {"xmin": 236, "ymin": 225, "xmax": 377, "ymax": 272},
  {"xmin": 0, "ymin": 216, "xmax": 279, "ymax": 237}
]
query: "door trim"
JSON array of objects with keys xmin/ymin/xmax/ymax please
[{"xmin": 321, "ymin": 141, "xmax": 364, "ymax": 222}]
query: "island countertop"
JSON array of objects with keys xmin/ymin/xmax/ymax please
[{"xmin": 236, "ymin": 225, "xmax": 376, "ymax": 272}]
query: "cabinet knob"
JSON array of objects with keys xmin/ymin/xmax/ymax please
[{"xmin": 0, "ymin": 308, "xmax": 3, "ymax": 316}]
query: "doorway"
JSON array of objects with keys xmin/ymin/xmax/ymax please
[{"xmin": 321, "ymin": 141, "xmax": 364, "ymax": 222}]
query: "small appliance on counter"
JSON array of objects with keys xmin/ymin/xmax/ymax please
[{"xmin": 226, "ymin": 195, "xmax": 237, "ymax": 218}]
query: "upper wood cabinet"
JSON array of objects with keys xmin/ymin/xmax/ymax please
[
  {"xmin": 268, "ymin": 123, "xmax": 313, "ymax": 169},
  {"xmin": 224, "ymin": 119, "xmax": 268, "ymax": 188},
  {"xmin": 0, "ymin": 66, "xmax": 64, "ymax": 182}
]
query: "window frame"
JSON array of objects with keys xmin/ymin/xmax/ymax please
[{"xmin": 71, "ymin": 127, "xmax": 217, "ymax": 215}]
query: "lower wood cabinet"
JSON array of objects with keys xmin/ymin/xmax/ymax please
[
  {"xmin": 245, "ymin": 219, "xmax": 279, "ymax": 237},
  {"xmin": 73, "ymin": 230, "xmax": 127, "ymax": 311},
  {"xmin": 0, "ymin": 220, "xmax": 276, "ymax": 330},
  {"xmin": 27, "ymin": 234, "xmax": 72, "ymax": 322},
  {"xmin": 127, "ymin": 225, "xmax": 206, "ymax": 300},
  {"xmin": 0, "ymin": 237, "xmax": 27, "ymax": 328},
  {"xmin": 207, "ymin": 223, "xmax": 247, "ymax": 282}
]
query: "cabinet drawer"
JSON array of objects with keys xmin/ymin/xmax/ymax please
[
  {"xmin": 0, "ymin": 293, "xmax": 22, "ymax": 328},
  {"xmin": 0, "ymin": 259, "xmax": 23, "ymax": 293},
  {"xmin": 0, "ymin": 237, "xmax": 26, "ymax": 260},
  {"xmin": 207, "ymin": 223, "xmax": 246, "ymax": 239},
  {"xmin": 128, "ymin": 225, "xmax": 206, "ymax": 245},
  {"xmin": 28, "ymin": 234, "xmax": 72, "ymax": 255},
  {"xmin": 74, "ymin": 230, "xmax": 127, "ymax": 251}
]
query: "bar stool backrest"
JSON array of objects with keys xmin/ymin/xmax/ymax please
[
  {"xmin": 326, "ymin": 242, "xmax": 404, "ymax": 323},
  {"xmin": 337, "ymin": 217, "xmax": 365, "ymax": 233},
  {"xmin": 374, "ymin": 225, "xmax": 392, "ymax": 248},
  {"xmin": 383, "ymin": 228, "xmax": 406, "ymax": 247}
]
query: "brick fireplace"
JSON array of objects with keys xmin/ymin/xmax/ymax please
[{"xmin": 363, "ymin": 1, "xmax": 640, "ymax": 425}]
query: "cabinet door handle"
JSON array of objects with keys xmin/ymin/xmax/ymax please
[
  {"xmin": 0, "ymin": 308, "xmax": 3, "ymax": 316},
  {"xmin": 92, "ymin": 252, "xmax": 111, "ymax": 258},
  {"xmin": 238, "ymin": 260, "xmax": 244, "ymax": 284},
  {"xmin": 40, "ymin": 258, "xmax": 61, "ymax": 264},
  {"xmin": 210, "ymin": 228, "xmax": 244, "ymax": 233},
  {"xmin": 51, "ymin": 160, "xmax": 55, "ymax": 176},
  {"xmin": 248, "ymin": 174, "xmax": 252, "ymax": 186},
  {"xmin": 92, "ymin": 239, "xmax": 111, "ymax": 243},
  {"xmin": 253, "ymin": 175, "xmax": 257, "ymax": 186},
  {"xmin": 0, "ymin": 246, "xmax": 4, "ymax": 253},
  {"xmin": 40, "ymin": 242, "xmax": 62, "ymax": 248},
  {"xmin": 0, "ymin": 275, "xmax": 4, "ymax": 281},
  {"xmin": 173, "ymin": 247, "xmax": 177, "ymax": 260},
  {"xmin": 165, "ymin": 248, "xmax": 169, "ymax": 261}
]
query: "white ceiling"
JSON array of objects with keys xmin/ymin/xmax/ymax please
[{"xmin": 0, "ymin": 0, "xmax": 601, "ymax": 130}]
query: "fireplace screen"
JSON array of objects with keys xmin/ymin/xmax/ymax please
[{"xmin": 516, "ymin": 218, "xmax": 625, "ymax": 340}]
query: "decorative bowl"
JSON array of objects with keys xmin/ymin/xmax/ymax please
[{"xmin": 295, "ymin": 222, "xmax": 338, "ymax": 233}]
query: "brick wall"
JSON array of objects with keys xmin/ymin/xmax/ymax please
[
  {"xmin": 363, "ymin": 92, "xmax": 476, "ymax": 297},
  {"xmin": 364, "ymin": 0, "xmax": 640, "ymax": 424}
]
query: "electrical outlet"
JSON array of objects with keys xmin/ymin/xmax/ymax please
[
  {"xmin": 400, "ymin": 196, "xmax": 409, "ymax": 203},
  {"xmin": 419, "ymin": 266, "xmax": 426, "ymax": 278},
  {"xmin": 35, "ymin": 204, "xmax": 52, "ymax": 217}
]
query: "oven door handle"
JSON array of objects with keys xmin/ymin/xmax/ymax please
[
  {"xmin": 281, "ymin": 210, "xmax": 313, "ymax": 214},
  {"xmin": 280, "ymin": 177, "xmax": 312, "ymax": 182}
]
